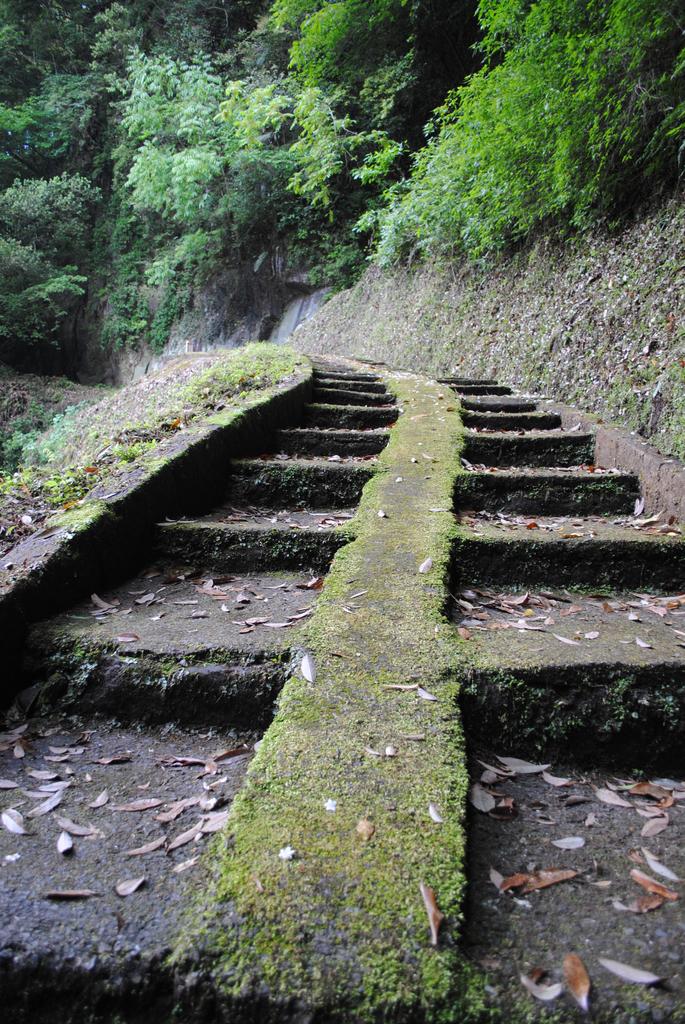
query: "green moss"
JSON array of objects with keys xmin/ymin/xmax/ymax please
[{"xmin": 171, "ymin": 373, "xmax": 480, "ymax": 1021}]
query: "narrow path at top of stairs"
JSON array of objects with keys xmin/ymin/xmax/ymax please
[{"xmin": 443, "ymin": 374, "xmax": 685, "ymax": 1023}]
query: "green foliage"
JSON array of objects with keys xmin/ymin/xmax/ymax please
[{"xmin": 375, "ymin": 0, "xmax": 685, "ymax": 264}]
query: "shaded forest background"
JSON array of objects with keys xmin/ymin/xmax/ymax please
[{"xmin": 0, "ymin": 0, "xmax": 683, "ymax": 466}]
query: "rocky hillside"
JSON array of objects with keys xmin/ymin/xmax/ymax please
[{"xmin": 296, "ymin": 195, "xmax": 685, "ymax": 459}]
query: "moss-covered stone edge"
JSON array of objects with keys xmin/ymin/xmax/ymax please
[{"xmin": 169, "ymin": 373, "xmax": 495, "ymax": 1022}]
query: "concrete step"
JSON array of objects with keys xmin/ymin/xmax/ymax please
[
  {"xmin": 438, "ymin": 377, "xmax": 497, "ymax": 386},
  {"xmin": 313, "ymin": 377, "xmax": 387, "ymax": 394},
  {"xmin": 313, "ymin": 369, "xmax": 380, "ymax": 383},
  {"xmin": 455, "ymin": 468, "xmax": 639, "ymax": 515},
  {"xmin": 461, "ymin": 396, "xmax": 538, "ymax": 413},
  {"xmin": 464, "ymin": 430, "xmax": 595, "ymax": 467},
  {"xmin": 157, "ymin": 508, "xmax": 351, "ymax": 572},
  {"xmin": 312, "ymin": 386, "xmax": 393, "ymax": 407},
  {"xmin": 304, "ymin": 402, "xmax": 399, "ymax": 429},
  {"xmin": 276, "ymin": 427, "xmax": 389, "ymax": 456},
  {"xmin": 453, "ymin": 512, "xmax": 685, "ymax": 589},
  {"xmin": 454, "ymin": 586, "xmax": 685, "ymax": 766},
  {"xmin": 24, "ymin": 568, "xmax": 321, "ymax": 727},
  {"xmin": 229, "ymin": 456, "xmax": 374, "ymax": 507},
  {"xmin": 452, "ymin": 384, "xmax": 513, "ymax": 396},
  {"xmin": 463, "ymin": 409, "xmax": 562, "ymax": 430}
]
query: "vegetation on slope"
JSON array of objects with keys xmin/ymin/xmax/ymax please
[{"xmin": 0, "ymin": 343, "xmax": 299, "ymax": 556}]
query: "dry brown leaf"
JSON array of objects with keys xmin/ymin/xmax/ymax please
[
  {"xmin": 630, "ymin": 868, "xmax": 679, "ymax": 901},
  {"xmin": 94, "ymin": 754, "xmax": 131, "ymax": 765},
  {"xmin": 502, "ymin": 868, "xmax": 578, "ymax": 894},
  {"xmin": 417, "ymin": 686, "xmax": 438, "ymax": 701},
  {"xmin": 418, "ymin": 557, "xmax": 433, "ymax": 574},
  {"xmin": 26, "ymin": 790, "xmax": 62, "ymax": 817},
  {"xmin": 356, "ymin": 817, "xmax": 375, "ymax": 841},
  {"xmin": 419, "ymin": 881, "xmax": 445, "ymax": 946},
  {"xmin": 116, "ymin": 876, "xmax": 145, "ymax": 896},
  {"xmin": 563, "ymin": 953, "xmax": 591, "ymax": 1012},
  {"xmin": 613, "ymin": 894, "xmax": 664, "ymax": 914},
  {"xmin": 457, "ymin": 627, "xmax": 471, "ymax": 640},
  {"xmin": 629, "ymin": 782, "xmax": 672, "ymax": 801},
  {"xmin": 553, "ymin": 633, "xmax": 580, "ymax": 646}
]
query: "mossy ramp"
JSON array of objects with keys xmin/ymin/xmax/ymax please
[{"xmin": 172, "ymin": 374, "xmax": 483, "ymax": 1022}]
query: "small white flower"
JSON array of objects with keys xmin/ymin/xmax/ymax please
[
  {"xmin": 278, "ymin": 845, "xmax": 296, "ymax": 861},
  {"xmin": 324, "ymin": 799, "xmax": 337, "ymax": 812}
]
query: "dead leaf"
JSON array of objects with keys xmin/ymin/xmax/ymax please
[
  {"xmin": 553, "ymin": 633, "xmax": 580, "ymax": 646},
  {"xmin": 124, "ymin": 836, "xmax": 167, "ymax": 856},
  {"xmin": 469, "ymin": 783, "xmax": 496, "ymax": 813},
  {"xmin": 356, "ymin": 818, "xmax": 375, "ymax": 841},
  {"xmin": 89, "ymin": 789, "xmax": 109, "ymax": 808},
  {"xmin": 167, "ymin": 821, "xmax": 204, "ymax": 851},
  {"xmin": 497, "ymin": 756, "xmax": 550, "ymax": 775},
  {"xmin": 552, "ymin": 836, "xmax": 585, "ymax": 850},
  {"xmin": 598, "ymin": 958, "xmax": 663, "ymax": 986},
  {"xmin": 640, "ymin": 848, "xmax": 680, "ymax": 882},
  {"xmin": 94, "ymin": 754, "xmax": 131, "ymax": 765},
  {"xmin": 613, "ymin": 894, "xmax": 664, "ymax": 914},
  {"xmin": 629, "ymin": 782, "xmax": 672, "ymax": 802},
  {"xmin": 502, "ymin": 869, "xmax": 578, "ymax": 894},
  {"xmin": 112, "ymin": 798, "xmax": 163, "ymax": 812},
  {"xmin": 520, "ymin": 972, "xmax": 563, "ymax": 1002},
  {"xmin": 57, "ymin": 831, "xmax": 74, "ymax": 855},
  {"xmin": 116, "ymin": 876, "xmax": 145, "ymax": 896},
  {"xmin": 417, "ymin": 686, "xmax": 438, "ymax": 701},
  {"xmin": 457, "ymin": 627, "xmax": 471, "ymax": 640},
  {"xmin": 55, "ymin": 817, "xmax": 98, "ymax": 837},
  {"xmin": 641, "ymin": 815, "xmax": 668, "ymax": 838},
  {"xmin": 489, "ymin": 867, "xmax": 504, "ymax": 890},
  {"xmin": 419, "ymin": 881, "xmax": 445, "ymax": 946},
  {"xmin": 45, "ymin": 890, "xmax": 97, "ymax": 900},
  {"xmin": 595, "ymin": 788, "xmax": 632, "ymax": 808},
  {"xmin": 418, "ymin": 557, "xmax": 433, "ymax": 574},
  {"xmin": 26, "ymin": 790, "xmax": 62, "ymax": 817},
  {"xmin": 542, "ymin": 770, "xmax": 573, "ymax": 787},
  {"xmin": 115, "ymin": 634, "xmax": 140, "ymax": 644},
  {"xmin": 563, "ymin": 953, "xmax": 591, "ymax": 1012},
  {"xmin": 428, "ymin": 803, "xmax": 444, "ymax": 823},
  {"xmin": 301, "ymin": 653, "xmax": 315, "ymax": 683},
  {"xmin": 635, "ymin": 637, "xmax": 653, "ymax": 649},
  {"xmin": 630, "ymin": 868, "xmax": 679, "ymax": 901},
  {"xmin": 2, "ymin": 809, "xmax": 27, "ymax": 834}
]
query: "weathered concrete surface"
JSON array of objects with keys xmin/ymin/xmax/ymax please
[{"xmin": 549, "ymin": 401, "xmax": 685, "ymax": 521}]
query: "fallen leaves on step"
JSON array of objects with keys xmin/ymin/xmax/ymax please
[
  {"xmin": 497, "ymin": 756, "xmax": 550, "ymax": 775},
  {"xmin": 469, "ymin": 783, "xmax": 496, "ymax": 813},
  {"xmin": 124, "ymin": 835, "xmax": 167, "ymax": 856},
  {"xmin": 112, "ymin": 798, "xmax": 163, "ymax": 812},
  {"xmin": 595, "ymin": 788, "xmax": 632, "ymax": 808},
  {"xmin": 2, "ymin": 809, "xmax": 27, "ymax": 834},
  {"xmin": 418, "ymin": 557, "xmax": 432, "ymax": 574},
  {"xmin": 300, "ymin": 653, "xmax": 315, "ymax": 683},
  {"xmin": 419, "ymin": 882, "xmax": 444, "ymax": 946},
  {"xmin": 44, "ymin": 889, "xmax": 98, "ymax": 900},
  {"xmin": 640, "ymin": 848, "xmax": 680, "ymax": 882},
  {"xmin": 57, "ymin": 831, "xmax": 73, "ymax": 855}
]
